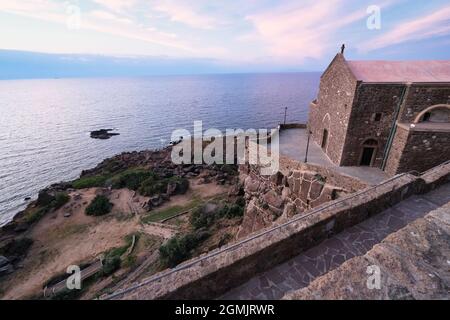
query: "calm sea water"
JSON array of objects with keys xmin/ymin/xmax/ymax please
[{"xmin": 0, "ymin": 73, "xmax": 320, "ymax": 226}]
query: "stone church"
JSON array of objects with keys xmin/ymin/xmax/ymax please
[{"xmin": 309, "ymin": 53, "xmax": 450, "ymax": 176}]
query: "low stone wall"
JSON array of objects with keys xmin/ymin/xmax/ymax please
[
  {"xmin": 104, "ymin": 162, "xmax": 450, "ymax": 300},
  {"xmin": 279, "ymin": 123, "xmax": 307, "ymax": 130},
  {"xmin": 236, "ymin": 158, "xmax": 366, "ymax": 238},
  {"xmin": 419, "ymin": 160, "xmax": 450, "ymax": 193}
]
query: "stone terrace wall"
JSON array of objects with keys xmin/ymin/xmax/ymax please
[
  {"xmin": 104, "ymin": 161, "xmax": 450, "ymax": 300},
  {"xmin": 237, "ymin": 156, "xmax": 367, "ymax": 238}
]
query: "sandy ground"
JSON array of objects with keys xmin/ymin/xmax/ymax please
[{"xmin": 1, "ymin": 179, "xmax": 229, "ymax": 299}]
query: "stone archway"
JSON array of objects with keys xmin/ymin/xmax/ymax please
[{"xmin": 413, "ymin": 104, "xmax": 450, "ymax": 123}]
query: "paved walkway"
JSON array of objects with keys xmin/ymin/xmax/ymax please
[
  {"xmin": 276, "ymin": 128, "xmax": 388, "ymax": 185},
  {"xmin": 221, "ymin": 183, "xmax": 450, "ymax": 299}
]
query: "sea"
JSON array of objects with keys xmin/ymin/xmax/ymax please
[{"xmin": 0, "ymin": 73, "xmax": 320, "ymax": 226}]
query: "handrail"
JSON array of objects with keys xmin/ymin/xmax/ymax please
[{"xmin": 104, "ymin": 171, "xmax": 414, "ymax": 300}]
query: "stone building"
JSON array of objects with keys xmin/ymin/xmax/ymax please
[{"xmin": 309, "ymin": 53, "xmax": 450, "ymax": 176}]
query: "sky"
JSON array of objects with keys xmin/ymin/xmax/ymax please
[{"xmin": 0, "ymin": 0, "xmax": 449, "ymax": 78}]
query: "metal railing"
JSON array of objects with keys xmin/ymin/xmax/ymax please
[{"xmin": 104, "ymin": 170, "xmax": 416, "ymax": 300}]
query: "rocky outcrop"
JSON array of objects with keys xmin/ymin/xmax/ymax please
[
  {"xmin": 0, "ymin": 255, "xmax": 13, "ymax": 276},
  {"xmin": 90, "ymin": 129, "xmax": 120, "ymax": 139},
  {"xmin": 237, "ymin": 164, "xmax": 350, "ymax": 238}
]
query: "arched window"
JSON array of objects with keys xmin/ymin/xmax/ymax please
[
  {"xmin": 415, "ymin": 105, "xmax": 450, "ymax": 123},
  {"xmin": 363, "ymin": 139, "xmax": 378, "ymax": 146}
]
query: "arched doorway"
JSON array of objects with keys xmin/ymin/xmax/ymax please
[
  {"xmin": 360, "ymin": 139, "xmax": 378, "ymax": 166},
  {"xmin": 321, "ymin": 129, "xmax": 329, "ymax": 150}
]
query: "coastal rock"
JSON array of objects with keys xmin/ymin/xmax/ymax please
[
  {"xmin": 166, "ymin": 181, "xmax": 177, "ymax": 196},
  {"xmin": 14, "ymin": 223, "xmax": 29, "ymax": 233},
  {"xmin": 263, "ymin": 190, "xmax": 283, "ymax": 209},
  {"xmin": 150, "ymin": 195, "xmax": 163, "ymax": 207},
  {"xmin": 0, "ymin": 263, "xmax": 14, "ymax": 276},
  {"xmin": 0, "ymin": 255, "xmax": 9, "ymax": 268}
]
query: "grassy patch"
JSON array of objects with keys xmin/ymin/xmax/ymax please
[
  {"xmin": 190, "ymin": 197, "xmax": 245, "ymax": 230},
  {"xmin": 72, "ymin": 175, "xmax": 110, "ymax": 189},
  {"xmin": 19, "ymin": 192, "xmax": 70, "ymax": 225},
  {"xmin": 22, "ymin": 206, "xmax": 50, "ymax": 224},
  {"xmin": 141, "ymin": 196, "xmax": 202, "ymax": 224},
  {"xmin": 101, "ymin": 233, "xmax": 139, "ymax": 276}
]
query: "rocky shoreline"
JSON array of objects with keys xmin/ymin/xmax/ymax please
[{"xmin": 0, "ymin": 145, "xmax": 242, "ymax": 286}]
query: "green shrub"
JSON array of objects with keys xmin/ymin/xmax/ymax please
[
  {"xmin": 190, "ymin": 206, "xmax": 216, "ymax": 230},
  {"xmin": 51, "ymin": 192, "xmax": 70, "ymax": 210},
  {"xmin": 222, "ymin": 204, "xmax": 244, "ymax": 218},
  {"xmin": 138, "ymin": 179, "xmax": 166, "ymax": 196},
  {"xmin": 101, "ymin": 256, "xmax": 121, "ymax": 276},
  {"xmin": 24, "ymin": 206, "xmax": 50, "ymax": 224},
  {"xmin": 159, "ymin": 231, "xmax": 210, "ymax": 267},
  {"xmin": 190, "ymin": 201, "xmax": 244, "ymax": 230},
  {"xmin": 110, "ymin": 169, "xmax": 155, "ymax": 190},
  {"xmin": 85, "ymin": 195, "xmax": 113, "ymax": 216},
  {"xmin": 100, "ymin": 233, "xmax": 138, "ymax": 275},
  {"xmin": 49, "ymin": 288, "xmax": 83, "ymax": 300},
  {"xmin": 72, "ymin": 175, "xmax": 109, "ymax": 189},
  {"xmin": 235, "ymin": 196, "xmax": 246, "ymax": 208},
  {"xmin": 36, "ymin": 191, "xmax": 55, "ymax": 207}
]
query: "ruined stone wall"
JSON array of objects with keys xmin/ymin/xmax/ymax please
[
  {"xmin": 236, "ymin": 156, "xmax": 367, "ymax": 239},
  {"xmin": 399, "ymin": 84, "xmax": 450, "ymax": 123},
  {"xmin": 340, "ymin": 84, "xmax": 405, "ymax": 167},
  {"xmin": 308, "ymin": 54, "xmax": 357, "ymax": 165}
]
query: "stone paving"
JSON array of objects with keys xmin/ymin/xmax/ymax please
[{"xmin": 220, "ymin": 183, "xmax": 450, "ymax": 300}]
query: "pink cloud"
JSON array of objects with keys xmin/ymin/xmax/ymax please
[
  {"xmin": 153, "ymin": 1, "xmax": 218, "ymax": 29},
  {"xmin": 359, "ymin": 5, "xmax": 450, "ymax": 52},
  {"xmin": 245, "ymin": 0, "xmax": 367, "ymax": 62}
]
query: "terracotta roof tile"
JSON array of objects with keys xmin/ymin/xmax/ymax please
[{"xmin": 346, "ymin": 60, "xmax": 450, "ymax": 83}]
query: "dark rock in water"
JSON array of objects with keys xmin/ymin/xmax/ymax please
[
  {"xmin": 90, "ymin": 129, "xmax": 120, "ymax": 140},
  {"xmin": 24, "ymin": 197, "xmax": 31, "ymax": 201}
]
